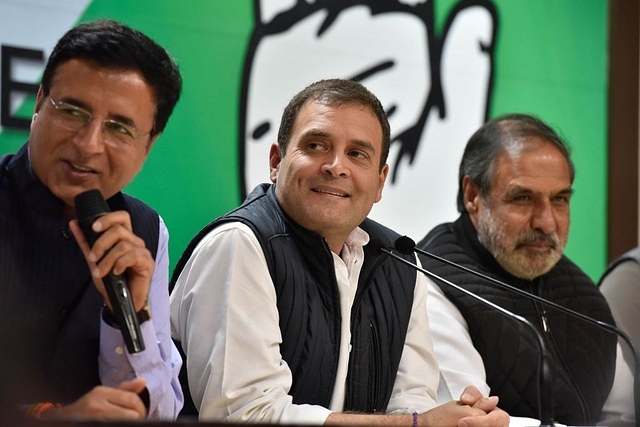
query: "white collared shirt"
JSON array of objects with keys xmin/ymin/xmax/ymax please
[{"xmin": 170, "ymin": 222, "xmax": 439, "ymax": 424}]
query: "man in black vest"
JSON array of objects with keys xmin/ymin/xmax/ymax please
[
  {"xmin": 0, "ymin": 20, "xmax": 183, "ymax": 420},
  {"xmin": 170, "ymin": 79, "xmax": 508, "ymax": 426},
  {"xmin": 417, "ymin": 114, "xmax": 631, "ymax": 425}
]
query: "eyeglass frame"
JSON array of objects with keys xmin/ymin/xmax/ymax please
[{"xmin": 46, "ymin": 95, "xmax": 153, "ymax": 147}]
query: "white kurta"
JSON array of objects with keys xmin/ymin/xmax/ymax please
[
  {"xmin": 170, "ymin": 222, "xmax": 440, "ymax": 424},
  {"xmin": 426, "ymin": 278, "xmax": 635, "ymax": 426}
]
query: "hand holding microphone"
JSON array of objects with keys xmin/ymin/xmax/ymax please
[{"xmin": 70, "ymin": 189, "xmax": 154, "ymax": 354}]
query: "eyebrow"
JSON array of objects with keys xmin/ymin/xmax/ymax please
[
  {"xmin": 58, "ymin": 96, "xmax": 137, "ymax": 127},
  {"xmin": 302, "ymin": 128, "xmax": 330, "ymax": 139},
  {"xmin": 350, "ymin": 139, "xmax": 376, "ymax": 155},
  {"xmin": 553, "ymin": 188, "xmax": 574, "ymax": 199},
  {"xmin": 302, "ymin": 128, "xmax": 376, "ymax": 153},
  {"xmin": 506, "ymin": 185, "xmax": 574, "ymax": 198}
]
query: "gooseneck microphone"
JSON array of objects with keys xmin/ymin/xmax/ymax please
[
  {"xmin": 75, "ymin": 189, "xmax": 145, "ymax": 354},
  {"xmin": 398, "ymin": 235, "xmax": 640, "ymax": 424},
  {"xmin": 376, "ymin": 241, "xmax": 555, "ymax": 427}
]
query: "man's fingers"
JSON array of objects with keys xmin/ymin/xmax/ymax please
[
  {"xmin": 118, "ymin": 378, "xmax": 147, "ymax": 394},
  {"xmin": 44, "ymin": 384, "xmax": 147, "ymax": 420},
  {"xmin": 106, "ymin": 379, "xmax": 147, "ymax": 417},
  {"xmin": 92, "ymin": 210, "xmax": 133, "ymax": 232},
  {"xmin": 473, "ymin": 395, "xmax": 499, "ymax": 412},
  {"xmin": 93, "ymin": 240, "xmax": 152, "ymax": 277},
  {"xmin": 88, "ymin": 224, "xmax": 146, "ymax": 268},
  {"xmin": 71, "ymin": 210, "xmax": 153, "ymax": 311},
  {"xmin": 459, "ymin": 385, "xmax": 482, "ymax": 405},
  {"xmin": 459, "ymin": 385, "xmax": 500, "ymax": 413},
  {"xmin": 458, "ymin": 408, "xmax": 510, "ymax": 427}
]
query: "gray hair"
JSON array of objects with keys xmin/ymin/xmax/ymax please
[{"xmin": 457, "ymin": 113, "xmax": 575, "ymax": 212}]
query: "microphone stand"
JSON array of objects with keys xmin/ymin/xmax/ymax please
[
  {"xmin": 379, "ymin": 246, "xmax": 555, "ymax": 427},
  {"xmin": 408, "ymin": 238, "xmax": 640, "ymax": 424}
]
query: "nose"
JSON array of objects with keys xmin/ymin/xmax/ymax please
[
  {"xmin": 531, "ymin": 200, "xmax": 556, "ymax": 235},
  {"xmin": 321, "ymin": 152, "xmax": 350, "ymax": 177},
  {"xmin": 72, "ymin": 120, "xmax": 105, "ymax": 154}
]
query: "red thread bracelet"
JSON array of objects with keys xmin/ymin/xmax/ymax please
[{"xmin": 26, "ymin": 402, "xmax": 60, "ymax": 418}]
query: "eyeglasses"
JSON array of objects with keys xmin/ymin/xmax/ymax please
[{"xmin": 47, "ymin": 96, "xmax": 152, "ymax": 148}]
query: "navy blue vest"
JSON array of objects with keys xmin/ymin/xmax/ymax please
[
  {"xmin": 0, "ymin": 144, "xmax": 159, "ymax": 405},
  {"xmin": 172, "ymin": 183, "xmax": 417, "ymax": 412}
]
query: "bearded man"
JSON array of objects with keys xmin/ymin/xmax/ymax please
[{"xmin": 417, "ymin": 114, "xmax": 633, "ymax": 426}]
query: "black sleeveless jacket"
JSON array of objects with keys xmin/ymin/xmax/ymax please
[
  {"xmin": 0, "ymin": 144, "xmax": 159, "ymax": 405},
  {"xmin": 417, "ymin": 213, "xmax": 616, "ymax": 425},
  {"xmin": 171, "ymin": 183, "xmax": 417, "ymax": 412}
]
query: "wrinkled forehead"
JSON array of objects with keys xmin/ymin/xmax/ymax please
[
  {"xmin": 491, "ymin": 139, "xmax": 572, "ymax": 188},
  {"xmin": 498, "ymin": 135, "xmax": 567, "ymax": 165}
]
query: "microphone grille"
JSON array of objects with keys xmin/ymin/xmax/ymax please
[
  {"xmin": 394, "ymin": 236, "xmax": 416, "ymax": 255},
  {"xmin": 75, "ymin": 189, "xmax": 110, "ymax": 220}
]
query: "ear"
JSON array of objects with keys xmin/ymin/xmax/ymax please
[
  {"xmin": 34, "ymin": 86, "xmax": 45, "ymax": 113},
  {"xmin": 462, "ymin": 176, "xmax": 482, "ymax": 215},
  {"xmin": 269, "ymin": 142, "xmax": 282, "ymax": 183},
  {"xmin": 30, "ymin": 87, "xmax": 46, "ymax": 131},
  {"xmin": 374, "ymin": 163, "xmax": 389, "ymax": 203}
]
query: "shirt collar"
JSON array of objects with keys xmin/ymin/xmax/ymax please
[{"xmin": 345, "ymin": 226, "xmax": 369, "ymax": 250}]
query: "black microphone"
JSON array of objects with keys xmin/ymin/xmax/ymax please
[
  {"xmin": 375, "ymin": 241, "xmax": 555, "ymax": 427},
  {"xmin": 75, "ymin": 189, "xmax": 145, "ymax": 354},
  {"xmin": 398, "ymin": 235, "xmax": 640, "ymax": 426}
]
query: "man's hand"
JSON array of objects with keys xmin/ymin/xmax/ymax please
[
  {"xmin": 417, "ymin": 386, "xmax": 508, "ymax": 427},
  {"xmin": 325, "ymin": 385, "xmax": 508, "ymax": 426},
  {"xmin": 459, "ymin": 385, "xmax": 500, "ymax": 411},
  {"xmin": 70, "ymin": 211, "xmax": 153, "ymax": 311},
  {"xmin": 42, "ymin": 378, "xmax": 148, "ymax": 420}
]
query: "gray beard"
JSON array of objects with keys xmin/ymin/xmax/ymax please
[{"xmin": 476, "ymin": 206, "xmax": 565, "ymax": 280}]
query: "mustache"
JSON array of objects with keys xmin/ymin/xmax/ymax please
[{"xmin": 515, "ymin": 230, "xmax": 560, "ymax": 249}]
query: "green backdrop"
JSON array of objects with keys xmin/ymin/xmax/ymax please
[{"xmin": 0, "ymin": 0, "xmax": 608, "ymax": 280}]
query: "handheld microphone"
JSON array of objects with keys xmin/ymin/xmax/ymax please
[
  {"xmin": 399, "ymin": 235, "xmax": 640, "ymax": 425},
  {"xmin": 75, "ymin": 189, "xmax": 145, "ymax": 354},
  {"xmin": 376, "ymin": 241, "xmax": 555, "ymax": 427}
]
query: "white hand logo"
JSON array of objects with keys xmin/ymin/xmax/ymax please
[{"xmin": 241, "ymin": 0, "xmax": 496, "ymax": 239}]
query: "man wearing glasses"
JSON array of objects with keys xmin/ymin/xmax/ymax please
[{"xmin": 0, "ymin": 20, "xmax": 183, "ymax": 421}]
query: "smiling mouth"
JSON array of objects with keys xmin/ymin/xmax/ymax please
[
  {"xmin": 519, "ymin": 242, "xmax": 555, "ymax": 251},
  {"xmin": 312, "ymin": 188, "xmax": 348, "ymax": 197},
  {"xmin": 66, "ymin": 161, "xmax": 97, "ymax": 174}
]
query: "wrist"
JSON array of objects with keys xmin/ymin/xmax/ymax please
[{"xmin": 25, "ymin": 402, "xmax": 60, "ymax": 419}]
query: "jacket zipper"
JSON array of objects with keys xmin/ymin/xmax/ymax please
[
  {"xmin": 531, "ymin": 279, "xmax": 590, "ymax": 424},
  {"xmin": 368, "ymin": 320, "xmax": 380, "ymax": 412}
]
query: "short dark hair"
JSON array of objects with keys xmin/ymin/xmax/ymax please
[
  {"xmin": 41, "ymin": 19, "xmax": 182, "ymax": 137},
  {"xmin": 277, "ymin": 79, "xmax": 391, "ymax": 170},
  {"xmin": 457, "ymin": 113, "xmax": 575, "ymax": 212}
]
